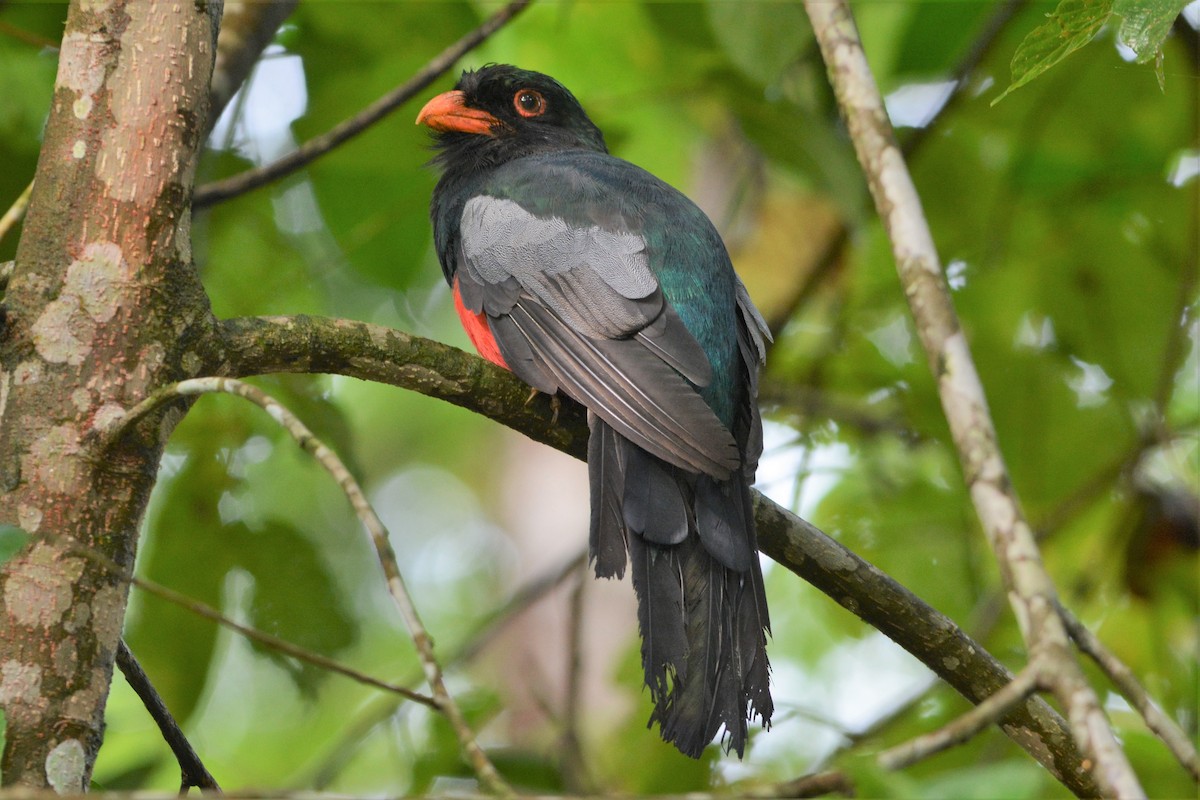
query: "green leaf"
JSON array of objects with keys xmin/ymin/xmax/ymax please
[
  {"xmin": 0, "ymin": 524, "xmax": 30, "ymax": 564},
  {"xmin": 1113, "ymin": 0, "xmax": 1189, "ymax": 60},
  {"xmin": 705, "ymin": 0, "xmax": 811, "ymax": 86},
  {"xmin": 1113, "ymin": 0, "xmax": 1190, "ymax": 88},
  {"xmin": 893, "ymin": 3, "xmax": 994, "ymax": 77},
  {"xmin": 993, "ymin": 0, "xmax": 1112, "ymax": 104},
  {"xmin": 237, "ymin": 518, "xmax": 359, "ymax": 694}
]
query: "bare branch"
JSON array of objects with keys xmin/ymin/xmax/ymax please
[
  {"xmin": 800, "ymin": 2, "xmax": 1144, "ymax": 796},
  {"xmin": 70, "ymin": 542, "xmax": 438, "ymax": 710},
  {"xmin": 216, "ymin": 314, "xmax": 586, "ymax": 458},
  {"xmin": 307, "ymin": 551, "xmax": 585, "ymax": 789},
  {"xmin": 212, "ymin": 313, "xmax": 1101, "ymax": 798},
  {"xmin": 193, "ymin": 0, "xmax": 531, "ymax": 208},
  {"xmin": 878, "ymin": 668, "xmax": 1040, "ymax": 771},
  {"xmin": 99, "ymin": 377, "xmax": 512, "ymax": 796},
  {"xmin": 115, "ymin": 640, "xmax": 221, "ymax": 793},
  {"xmin": 900, "ymin": 0, "xmax": 1027, "ymax": 159},
  {"xmin": 1060, "ymin": 602, "xmax": 1200, "ymax": 782},
  {"xmin": 208, "ymin": 1, "xmax": 300, "ymax": 132},
  {"xmin": 559, "ymin": 567, "xmax": 592, "ymax": 793},
  {"xmin": 0, "ymin": 180, "xmax": 33, "ymax": 249},
  {"xmin": 750, "ymin": 770, "xmax": 854, "ymax": 798}
]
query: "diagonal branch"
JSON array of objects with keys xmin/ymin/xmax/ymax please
[
  {"xmin": 766, "ymin": 1, "xmax": 1024, "ymax": 339},
  {"xmin": 208, "ymin": 0, "xmax": 300, "ymax": 134},
  {"xmin": 1059, "ymin": 602, "xmax": 1200, "ymax": 782},
  {"xmin": 877, "ymin": 667, "xmax": 1040, "ymax": 771},
  {"xmin": 192, "ymin": 0, "xmax": 531, "ymax": 208},
  {"xmin": 899, "ymin": 0, "xmax": 1027, "ymax": 159},
  {"xmin": 67, "ymin": 531, "xmax": 439, "ymax": 709},
  {"xmin": 307, "ymin": 550, "xmax": 586, "ymax": 789},
  {"xmin": 0, "ymin": 180, "xmax": 33, "ymax": 249},
  {"xmin": 116, "ymin": 640, "xmax": 221, "ymax": 793},
  {"xmin": 212, "ymin": 313, "xmax": 1100, "ymax": 798},
  {"xmin": 99, "ymin": 377, "xmax": 512, "ymax": 796},
  {"xmin": 800, "ymin": 2, "xmax": 1144, "ymax": 797}
]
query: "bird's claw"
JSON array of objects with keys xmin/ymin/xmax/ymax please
[{"xmin": 524, "ymin": 388, "xmax": 561, "ymax": 425}]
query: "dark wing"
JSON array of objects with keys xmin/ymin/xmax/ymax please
[{"xmin": 456, "ymin": 194, "xmax": 740, "ymax": 479}]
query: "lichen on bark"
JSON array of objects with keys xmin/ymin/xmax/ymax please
[{"xmin": 0, "ymin": 0, "xmax": 221, "ymax": 787}]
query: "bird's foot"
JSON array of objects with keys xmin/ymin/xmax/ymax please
[{"xmin": 524, "ymin": 387, "xmax": 561, "ymax": 425}]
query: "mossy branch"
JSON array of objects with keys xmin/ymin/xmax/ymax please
[{"xmin": 214, "ymin": 313, "xmax": 1100, "ymax": 798}]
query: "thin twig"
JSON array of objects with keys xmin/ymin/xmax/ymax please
[
  {"xmin": 878, "ymin": 668, "xmax": 1040, "ymax": 771},
  {"xmin": 72, "ymin": 543, "xmax": 438, "ymax": 709},
  {"xmin": 1033, "ymin": 444, "xmax": 1142, "ymax": 539},
  {"xmin": 899, "ymin": 0, "xmax": 1027, "ymax": 159},
  {"xmin": 1059, "ymin": 602, "xmax": 1200, "ymax": 782},
  {"xmin": 748, "ymin": 770, "xmax": 854, "ymax": 798},
  {"xmin": 116, "ymin": 640, "xmax": 222, "ymax": 794},
  {"xmin": 132, "ymin": 573, "xmax": 438, "ymax": 709},
  {"xmin": 192, "ymin": 0, "xmax": 531, "ymax": 208},
  {"xmin": 759, "ymin": 380, "xmax": 917, "ymax": 440},
  {"xmin": 214, "ymin": 313, "xmax": 1101, "ymax": 798},
  {"xmin": 0, "ymin": 20, "xmax": 59, "ymax": 50},
  {"xmin": 0, "ymin": 180, "xmax": 33, "ymax": 248},
  {"xmin": 764, "ymin": 222, "xmax": 849, "ymax": 340},
  {"xmin": 207, "ymin": 0, "xmax": 300, "ymax": 136},
  {"xmin": 559, "ymin": 565, "xmax": 591, "ymax": 793},
  {"xmin": 768, "ymin": 2, "xmax": 1024, "ymax": 338},
  {"xmin": 100, "ymin": 377, "xmax": 512, "ymax": 796},
  {"xmin": 307, "ymin": 550, "xmax": 585, "ymax": 789},
  {"xmin": 800, "ymin": 3, "xmax": 1144, "ymax": 797}
]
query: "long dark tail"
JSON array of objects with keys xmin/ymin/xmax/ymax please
[{"xmin": 588, "ymin": 418, "xmax": 772, "ymax": 758}]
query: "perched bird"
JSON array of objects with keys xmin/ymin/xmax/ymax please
[{"xmin": 417, "ymin": 65, "xmax": 772, "ymax": 758}]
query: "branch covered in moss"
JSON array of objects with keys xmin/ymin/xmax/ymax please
[{"xmin": 214, "ymin": 313, "xmax": 1099, "ymax": 797}]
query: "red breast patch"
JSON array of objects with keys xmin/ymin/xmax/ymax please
[{"xmin": 452, "ymin": 276, "xmax": 508, "ymax": 369}]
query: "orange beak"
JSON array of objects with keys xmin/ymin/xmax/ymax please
[{"xmin": 416, "ymin": 90, "xmax": 500, "ymax": 136}]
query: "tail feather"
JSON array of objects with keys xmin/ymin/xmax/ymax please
[
  {"xmin": 588, "ymin": 419, "xmax": 772, "ymax": 758},
  {"xmin": 588, "ymin": 416, "xmax": 628, "ymax": 579}
]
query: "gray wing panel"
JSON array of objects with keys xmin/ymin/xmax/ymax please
[
  {"xmin": 460, "ymin": 196, "xmax": 709, "ymax": 387},
  {"xmin": 455, "ymin": 194, "xmax": 739, "ymax": 476}
]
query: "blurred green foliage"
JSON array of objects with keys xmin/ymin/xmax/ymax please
[{"xmin": 1, "ymin": 1, "xmax": 1195, "ymax": 796}]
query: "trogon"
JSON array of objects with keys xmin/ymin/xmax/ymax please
[{"xmin": 417, "ymin": 65, "xmax": 772, "ymax": 758}]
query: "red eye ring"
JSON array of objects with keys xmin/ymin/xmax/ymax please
[{"xmin": 513, "ymin": 89, "xmax": 547, "ymax": 118}]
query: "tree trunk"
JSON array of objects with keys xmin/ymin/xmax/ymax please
[{"xmin": 0, "ymin": 0, "xmax": 220, "ymax": 788}]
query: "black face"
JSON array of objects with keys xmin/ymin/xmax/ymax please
[{"xmin": 425, "ymin": 65, "xmax": 608, "ymax": 166}]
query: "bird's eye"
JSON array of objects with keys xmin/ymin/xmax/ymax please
[{"xmin": 513, "ymin": 89, "xmax": 547, "ymax": 118}]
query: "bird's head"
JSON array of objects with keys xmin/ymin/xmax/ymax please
[{"xmin": 417, "ymin": 65, "xmax": 607, "ymax": 169}]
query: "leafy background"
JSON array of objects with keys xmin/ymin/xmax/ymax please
[{"xmin": 1, "ymin": 1, "xmax": 1195, "ymax": 796}]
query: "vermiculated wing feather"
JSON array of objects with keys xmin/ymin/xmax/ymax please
[{"xmin": 460, "ymin": 195, "xmax": 714, "ymax": 387}]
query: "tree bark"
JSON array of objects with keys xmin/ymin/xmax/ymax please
[{"xmin": 0, "ymin": 0, "xmax": 220, "ymax": 788}]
